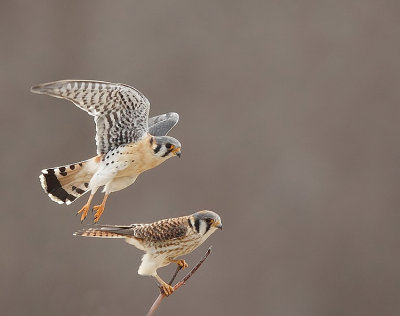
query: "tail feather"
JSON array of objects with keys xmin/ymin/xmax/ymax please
[
  {"xmin": 74, "ymin": 225, "xmax": 144, "ymax": 250},
  {"xmin": 73, "ymin": 226, "xmax": 129, "ymax": 238},
  {"xmin": 40, "ymin": 158, "xmax": 97, "ymax": 205}
]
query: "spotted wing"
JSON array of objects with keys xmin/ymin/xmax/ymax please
[
  {"xmin": 148, "ymin": 112, "xmax": 179, "ymax": 136},
  {"xmin": 76, "ymin": 217, "xmax": 188, "ymax": 241},
  {"xmin": 31, "ymin": 80, "xmax": 150, "ymax": 154},
  {"xmin": 133, "ymin": 218, "xmax": 189, "ymax": 241}
]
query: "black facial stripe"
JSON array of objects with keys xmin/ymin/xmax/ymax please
[
  {"xmin": 194, "ymin": 218, "xmax": 200, "ymax": 233},
  {"xmin": 154, "ymin": 144, "xmax": 161, "ymax": 154},
  {"xmin": 161, "ymin": 149, "xmax": 172, "ymax": 157},
  {"xmin": 188, "ymin": 218, "xmax": 193, "ymax": 229},
  {"xmin": 150, "ymin": 137, "xmax": 154, "ymax": 145},
  {"xmin": 205, "ymin": 221, "xmax": 212, "ymax": 233}
]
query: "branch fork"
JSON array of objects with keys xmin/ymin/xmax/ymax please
[{"xmin": 146, "ymin": 246, "xmax": 213, "ymax": 316}]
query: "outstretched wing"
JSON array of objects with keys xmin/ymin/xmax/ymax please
[
  {"xmin": 31, "ymin": 80, "xmax": 150, "ymax": 154},
  {"xmin": 148, "ymin": 112, "xmax": 179, "ymax": 136},
  {"xmin": 74, "ymin": 217, "xmax": 188, "ymax": 241}
]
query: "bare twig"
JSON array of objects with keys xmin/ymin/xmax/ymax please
[
  {"xmin": 146, "ymin": 246, "xmax": 213, "ymax": 316},
  {"xmin": 167, "ymin": 265, "xmax": 182, "ymax": 286}
]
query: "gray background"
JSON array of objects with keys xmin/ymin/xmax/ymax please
[{"xmin": 1, "ymin": 1, "xmax": 400, "ymax": 315}]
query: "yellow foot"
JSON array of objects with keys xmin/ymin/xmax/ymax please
[
  {"xmin": 77, "ymin": 204, "xmax": 90, "ymax": 223},
  {"xmin": 92, "ymin": 204, "xmax": 105, "ymax": 223},
  {"xmin": 173, "ymin": 259, "xmax": 188, "ymax": 269},
  {"xmin": 160, "ymin": 283, "xmax": 174, "ymax": 296}
]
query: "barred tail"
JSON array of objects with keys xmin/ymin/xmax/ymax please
[
  {"xmin": 39, "ymin": 157, "xmax": 98, "ymax": 205},
  {"xmin": 73, "ymin": 227, "xmax": 130, "ymax": 238},
  {"xmin": 74, "ymin": 225, "xmax": 143, "ymax": 250}
]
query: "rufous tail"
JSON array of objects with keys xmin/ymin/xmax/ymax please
[{"xmin": 39, "ymin": 157, "xmax": 98, "ymax": 205}]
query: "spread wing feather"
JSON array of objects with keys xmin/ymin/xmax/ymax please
[{"xmin": 31, "ymin": 80, "xmax": 150, "ymax": 154}]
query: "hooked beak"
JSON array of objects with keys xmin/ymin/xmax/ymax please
[
  {"xmin": 215, "ymin": 221, "xmax": 223, "ymax": 230},
  {"xmin": 173, "ymin": 147, "xmax": 182, "ymax": 158}
]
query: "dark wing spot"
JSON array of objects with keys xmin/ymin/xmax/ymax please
[
  {"xmin": 59, "ymin": 167, "xmax": 66, "ymax": 172},
  {"xmin": 60, "ymin": 172, "xmax": 67, "ymax": 176},
  {"xmin": 70, "ymin": 165, "xmax": 75, "ymax": 170}
]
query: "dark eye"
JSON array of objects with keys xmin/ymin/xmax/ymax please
[
  {"xmin": 206, "ymin": 218, "xmax": 213, "ymax": 223},
  {"xmin": 166, "ymin": 143, "xmax": 172, "ymax": 149}
]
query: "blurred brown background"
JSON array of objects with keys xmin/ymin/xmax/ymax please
[{"xmin": 1, "ymin": 1, "xmax": 400, "ymax": 315}]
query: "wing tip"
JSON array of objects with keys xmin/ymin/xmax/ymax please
[
  {"xmin": 30, "ymin": 82, "xmax": 56, "ymax": 94},
  {"xmin": 169, "ymin": 112, "xmax": 179, "ymax": 121},
  {"xmin": 30, "ymin": 85, "xmax": 44, "ymax": 94}
]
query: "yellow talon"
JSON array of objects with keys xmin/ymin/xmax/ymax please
[
  {"xmin": 92, "ymin": 204, "xmax": 105, "ymax": 223},
  {"xmin": 160, "ymin": 283, "xmax": 174, "ymax": 296},
  {"xmin": 77, "ymin": 204, "xmax": 90, "ymax": 223},
  {"xmin": 92, "ymin": 194, "xmax": 109, "ymax": 223},
  {"xmin": 172, "ymin": 259, "xmax": 188, "ymax": 269}
]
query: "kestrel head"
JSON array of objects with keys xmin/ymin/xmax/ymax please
[
  {"xmin": 151, "ymin": 136, "xmax": 182, "ymax": 159},
  {"xmin": 190, "ymin": 210, "xmax": 223, "ymax": 235}
]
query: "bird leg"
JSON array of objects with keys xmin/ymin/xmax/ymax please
[
  {"xmin": 77, "ymin": 193, "xmax": 95, "ymax": 223},
  {"xmin": 170, "ymin": 259, "xmax": 189, "ymax": 269},
  {"xmin": 154, "ymin": 274, "xmax": 174, "ymax": 296},
  {"xmin": 92, "ymin": 193, "xmax": 109, "ymax": 223}
]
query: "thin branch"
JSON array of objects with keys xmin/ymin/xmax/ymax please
[
  {"xmin": 167, "ymin": 265, "xmax": 182, "ymax": 286},
  {"xmin": 146, "ymin": 246, "xmax": 213, "ymax": 316}
]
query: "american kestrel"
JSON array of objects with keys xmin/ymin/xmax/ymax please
[
  {"xmin": 31, "ymin": 80, "xmax": 182, "ymax": 222},
  {"xmin": 74, "ymin": 210, "xmax": 222, "ymax": 296}
]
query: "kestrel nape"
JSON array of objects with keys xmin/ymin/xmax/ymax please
[{"xmin": 31, "ymin": 80, "xmax": 182, "ymax": 223}]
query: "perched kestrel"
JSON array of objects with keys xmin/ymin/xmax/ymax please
[
  {"xmin": 74, "ymin": 210, "xmax": 222, "ymax": 296},
  {"xmin": 32, "ymin": 80, "xmax": 182, "ymax": 222}
]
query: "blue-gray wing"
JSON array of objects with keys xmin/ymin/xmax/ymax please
[
  {"xmin": 148, "ymin": 112, "xmax": 179, "ymax": 136},
  {"xmin": 31, "ymin": 80, "xmax": 150, "ymax": 154}
]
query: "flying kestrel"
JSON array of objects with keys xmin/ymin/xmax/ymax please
[
  {"xmin": 74, "ymin": 210, "xmax": 222, "ymax": 296},
  {"xmin": 32, "ymin": 80, "xmax": 182, "ymax": 222}
]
